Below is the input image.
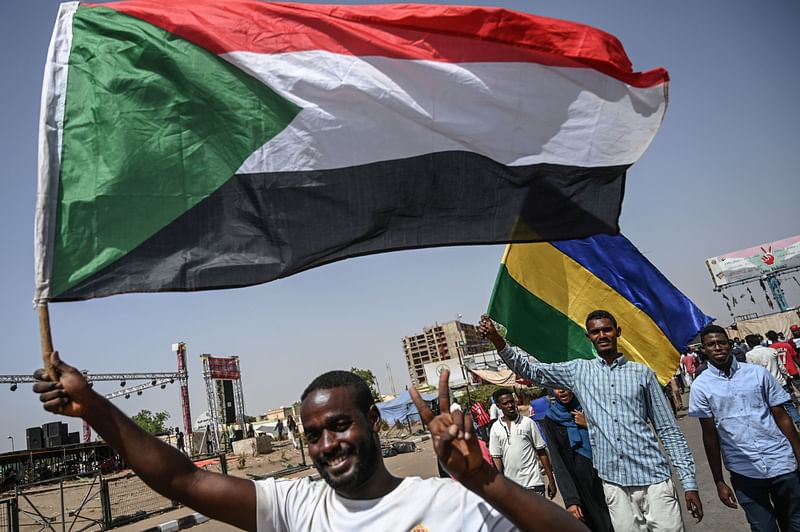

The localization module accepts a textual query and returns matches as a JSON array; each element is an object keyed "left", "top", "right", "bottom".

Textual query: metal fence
[
  {"left": 0, "top": 452, "right": 257, "bottom": 530},
  {"left": 0, "top": 498, "right": 18, "bottom": 532},
  {"left": 14, "top": 470, "right": 104, "bottom": 531},
  {"left": 102, "top": 474, "right": 176, "bottom": 529},
  {"left": 2, "top": 469, "right": 181, "bottom": 531}
]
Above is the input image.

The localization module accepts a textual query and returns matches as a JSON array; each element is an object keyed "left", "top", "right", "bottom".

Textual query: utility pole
[{"left": 386, "top": 362, "right": 397, "bottom": 395}]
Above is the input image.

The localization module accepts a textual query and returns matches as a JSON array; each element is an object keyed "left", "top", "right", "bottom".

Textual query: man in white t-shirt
[
  {"left": 490, "top": 399, "right": 502, "bottom": 422},
  {"left": 33, "top": 352, "right": 586, "bottom": 532},
  {"left": 489, "top": 388, "right": 556, "bottom": 498}
]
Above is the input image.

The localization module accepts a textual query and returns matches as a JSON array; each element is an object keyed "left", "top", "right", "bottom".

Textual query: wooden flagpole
[{"left": 37, "top": 302, "right": 58, "bottom": 381}]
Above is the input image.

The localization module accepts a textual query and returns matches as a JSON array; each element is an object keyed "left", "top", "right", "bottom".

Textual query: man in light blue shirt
[
  {"left": 480, "top": 311, "right": 703, "bottom": 532},
  {"left": 689, "top": 324, "right": 800, "bottom": 532}
]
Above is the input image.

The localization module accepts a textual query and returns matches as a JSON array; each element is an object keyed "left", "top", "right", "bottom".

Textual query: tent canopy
[{"left": 376, "top": 389, "right": 437, "bottom": 424}]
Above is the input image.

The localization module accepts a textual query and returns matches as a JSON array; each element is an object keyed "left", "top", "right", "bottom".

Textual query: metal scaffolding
[
  {"left": 200, "top": 355, "right": 247, "bottom": 454},
  {"left": 2, "top": 343, "right": 192, "bottom": 451}
]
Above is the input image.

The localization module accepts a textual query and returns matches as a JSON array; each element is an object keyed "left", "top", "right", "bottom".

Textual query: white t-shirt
[
  {"left": 489, "top": 403, "right": 501, "bottom": 421},
  {"left": 254, "top": 476, "right": 515, "bottom": 531},
  {"left": 489, "top": 415, "right": 546, "bottom": 489},
  {"left": 746, "top": 345, "right": 786, "bottom": 386}
]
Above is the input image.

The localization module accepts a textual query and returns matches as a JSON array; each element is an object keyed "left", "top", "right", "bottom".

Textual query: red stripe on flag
[{"left": 89, "top": 0, "right": 668, "bottom": 88}]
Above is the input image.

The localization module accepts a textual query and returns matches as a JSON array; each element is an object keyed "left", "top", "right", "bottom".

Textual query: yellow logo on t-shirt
[{"left": 410, "top": 525, "right": 429, "bottom": 532}]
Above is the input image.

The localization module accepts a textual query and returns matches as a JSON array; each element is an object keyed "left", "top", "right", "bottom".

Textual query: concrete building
[{"left": 402, "top": 320, "right": 492, "bottom": 387}]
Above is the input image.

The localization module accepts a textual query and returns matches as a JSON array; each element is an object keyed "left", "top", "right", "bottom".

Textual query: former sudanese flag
[{"left": 34, "top": 1, "right": 669, "bottom": 303}]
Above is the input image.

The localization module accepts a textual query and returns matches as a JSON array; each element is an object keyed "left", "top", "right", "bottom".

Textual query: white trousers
[{"left": 602, "top": 478, "right": 684, "bottom": 532}]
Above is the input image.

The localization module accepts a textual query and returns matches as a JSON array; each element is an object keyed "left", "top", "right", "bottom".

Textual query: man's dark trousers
[{"left": 730, "top": 471, "right": 800, "bottom": 532}]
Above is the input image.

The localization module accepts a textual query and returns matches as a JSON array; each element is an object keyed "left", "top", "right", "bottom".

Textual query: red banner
[{"left": 207, "top": 356, "right": 240, "bottom": 380}]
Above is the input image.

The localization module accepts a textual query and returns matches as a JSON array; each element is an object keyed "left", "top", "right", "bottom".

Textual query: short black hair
[
  {"left": 745, "top": 334, "right": 761, "bottom": 348},
  {"left": 301, "top": 370, "right": 375, "bottom": 414},
  {"left": 492, "top": 388, "right": 514, "bottom": 403},
  {"left": 699, "top": 324, "right": 727, "bottom": 344},
  {"left": 585, "top": 310, "right": 617, "bottom": 329},
  {"left": 765, "top": 330, "right": 778, "bottom": 342}
]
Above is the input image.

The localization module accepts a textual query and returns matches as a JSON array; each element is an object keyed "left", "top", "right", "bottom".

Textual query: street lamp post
[
  {"left": 7, "top": 435, "right": 14, "bottom": 452},
  {"left": 454, "top": 315, "right": 472, "bottom": 404}
]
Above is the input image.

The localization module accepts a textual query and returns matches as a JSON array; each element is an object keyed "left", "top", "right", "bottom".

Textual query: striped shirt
[
  {"left": 498, "top": 346, "right": 697, "bottom": 491},
  {"left": 470, "top": 402, "right": 491, "bottom": 427}
]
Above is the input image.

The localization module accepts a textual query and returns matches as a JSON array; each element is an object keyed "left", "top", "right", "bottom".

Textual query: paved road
[
  {"left": 674, "top": 390, "right": 750, "bottom": 531},
  {"left": 121, "top": 390, "right": 755, "bottom": 531}
]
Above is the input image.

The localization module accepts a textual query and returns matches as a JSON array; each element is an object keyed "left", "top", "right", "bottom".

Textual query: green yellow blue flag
[{"left": 488, "top": 234, "right": 713, "bottom": 383}]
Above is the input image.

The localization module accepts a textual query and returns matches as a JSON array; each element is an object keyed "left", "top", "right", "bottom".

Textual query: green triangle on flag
[{"left": 51, "top": 6, "right": 300, "bottom": 298}]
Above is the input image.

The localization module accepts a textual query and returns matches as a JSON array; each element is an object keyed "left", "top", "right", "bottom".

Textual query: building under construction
[{"left": 401, "top": 320, "right": 491, "bottom": 388}]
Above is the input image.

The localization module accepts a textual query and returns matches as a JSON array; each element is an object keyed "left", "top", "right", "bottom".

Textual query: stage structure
[
  {"left": 200, "top": 355, "right": 248, "bottom": 454},
  {"left": 706, "top": 235, "right": 800, "bottom": 321},
  {"left": 2, "top": 342, "right": 192, "bottom": 450}
]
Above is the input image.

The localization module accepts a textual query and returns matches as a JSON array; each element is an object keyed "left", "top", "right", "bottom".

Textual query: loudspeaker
[
  {"left": 222, "top": 380, "right": 236, "bottom": 424},
  {"left": 46, "top": 435, "right": 63, "bottom": 448},
  {"left": 67, "top": 432, "right": 80, "bottom": 445},
  {"left": 43, "top": 421, "right": 62, "bottom": 438},
  {"left": 26, "top": 427, "right": 43, "bottom": 450}
]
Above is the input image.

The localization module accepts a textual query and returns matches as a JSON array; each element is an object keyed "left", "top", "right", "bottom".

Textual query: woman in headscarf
[{"left": 543, "top": 388, "right": 614, "bottom": 531}]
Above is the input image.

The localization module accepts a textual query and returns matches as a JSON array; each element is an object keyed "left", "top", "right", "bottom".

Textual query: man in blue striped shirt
[{"left": 479, "top": 310, "right": 703, "bottom": 532}]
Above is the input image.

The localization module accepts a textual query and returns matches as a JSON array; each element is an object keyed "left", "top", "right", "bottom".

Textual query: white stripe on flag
[
  {"left": 225, "top": 50, "right": 667, "bottom": 174},
  {"left": 35, "top": 1, "right": 78, "bottom": 305}
]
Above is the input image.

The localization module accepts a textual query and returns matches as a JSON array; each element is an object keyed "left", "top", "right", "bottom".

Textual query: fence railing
[
  {"left": 3, "top": 468, "right": 181, "bottom": 532},
  {"left": 1, "top": 452, "right": 278, "bottom": 531},
  {"left": 0, "top": 498, "right": 18, "bottom": 532},
  {"left": 101, "top": 474, "right": 177, "bottom": 529},
  {"left": 14, "top": 470, "right": 104, "bottom": 532}
]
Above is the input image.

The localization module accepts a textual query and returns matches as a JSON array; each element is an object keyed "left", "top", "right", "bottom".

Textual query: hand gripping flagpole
[{"left": 37, "top": 302, "right": 58, "bottom": 381}]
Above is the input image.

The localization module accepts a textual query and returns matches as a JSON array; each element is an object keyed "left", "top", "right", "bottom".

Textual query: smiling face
[
  {"left": 701, "top": 331, "right": 732, "bottom": 367},
  {"left": 300, "top": 386, "right": 380, "bottom": 493},
  {"left": 586, "top": 317, "right": 621, "bottom": 357}
]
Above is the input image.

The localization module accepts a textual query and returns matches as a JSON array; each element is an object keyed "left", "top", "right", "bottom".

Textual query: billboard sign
[
  {"left": 705, "top": 234, "right": 800, "bottom": 288},
  {"left": 423, "top": 358, "right": 467, "bottom": 388},
  {"left": 207, "top": 356, "right": 240, "bottom": 380}
]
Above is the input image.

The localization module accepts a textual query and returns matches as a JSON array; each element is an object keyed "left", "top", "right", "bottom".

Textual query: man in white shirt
[
  {"left": 33, "top": 352, "right": 586, "bottom": 532},
  {"left": 745, "top": 334, "right": 800, "bottom": 426},
  {"left": 489, "top": 388, "right": 556, "bottom": 498},
  {"left": 490, "top": 399, "right": 502, "bottom": 422},
  {"left": 745, "top": 335, "right": 787, "bottom": 386}
]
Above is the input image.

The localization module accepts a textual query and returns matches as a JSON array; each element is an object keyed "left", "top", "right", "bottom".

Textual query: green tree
[
  {"left": 131, "top": 409, "right": 170, "bottom": 434},
  {"left": 350, "top": 367, "right": 381, "bottom": 401},
  {"left": 466, "top": 384, "right": 546, "bottom": 410},
  {"left": 466, "top": 384, "right": 502, "bottom": 409}
]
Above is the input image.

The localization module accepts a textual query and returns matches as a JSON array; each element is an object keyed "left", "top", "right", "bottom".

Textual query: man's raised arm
[
  {"left": 33, "top": 352, "right": 257, "bottom": 531},
  {"left": 478, "top": 315, "right": 576, "bottom": 390},
  {"left": 411, "top": 369, "right": 587, "bottom": 532}
]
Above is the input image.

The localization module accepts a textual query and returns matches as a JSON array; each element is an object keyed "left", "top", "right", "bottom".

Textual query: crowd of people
[
  {"left": 30, "top": 311, "right": 800, "bottom": 531},
  {"left": 476, "top": 313, "right": 800, "bottom": 532}
]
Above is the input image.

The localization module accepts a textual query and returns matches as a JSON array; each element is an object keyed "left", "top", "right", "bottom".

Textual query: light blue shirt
[
  {"left": 498, "top": 346, "right": 697, "bottom": 491},
  {"left": 688, "top": 358, "right": 796, "bottom": 479}
]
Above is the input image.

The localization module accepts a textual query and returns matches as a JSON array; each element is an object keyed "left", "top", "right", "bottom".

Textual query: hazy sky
[{"left": 1, "top": 0, "right": 798, "bottom": 452}]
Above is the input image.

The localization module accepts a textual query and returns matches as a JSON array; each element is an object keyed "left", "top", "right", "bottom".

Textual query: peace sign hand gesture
[{"left": 410, "top": 369, "right": 484, "bottom": 481}]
